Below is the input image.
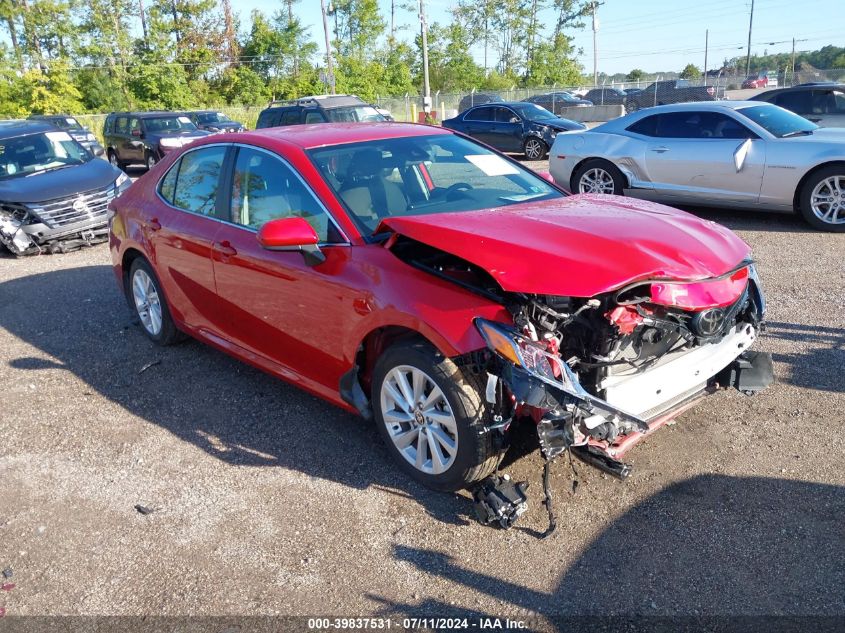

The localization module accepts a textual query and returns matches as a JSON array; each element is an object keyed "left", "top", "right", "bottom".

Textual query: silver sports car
[{"left": 548, "top": 101, "right": 845, "bottom": 231}]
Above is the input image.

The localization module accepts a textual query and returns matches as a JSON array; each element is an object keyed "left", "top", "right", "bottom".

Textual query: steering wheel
[{"left": 443, "top": 182, "right": 472, "bottom": 200}]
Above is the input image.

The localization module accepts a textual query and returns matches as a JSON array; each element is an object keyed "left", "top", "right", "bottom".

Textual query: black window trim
[
  {"left": 155, "top": 142, "right": 350, "bottom": 246},
  {"left": 625, "top": 111, "right": 759, "bottom": 139}
]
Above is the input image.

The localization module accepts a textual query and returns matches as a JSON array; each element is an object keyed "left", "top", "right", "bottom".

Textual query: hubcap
[
  {"left": 525, "top": 139, "right": 543, "bottom": 159},
  {"left": 109, "top": 153, "right": 117, "bottom": 166},
  {"left": 579, "top": 167, "right": 615, "bottom": 194},
  {"left": 380, "top": 365, "right": 458, "bottom": 476},
  {"left": 132, "top": 269, "right": 163, "bottom": 336},
  {"left": 147, "top": 155, "right": 157, "bottom": 168},
  {"left": 810, "top": 175, "right": 845, "bottom": 225}
]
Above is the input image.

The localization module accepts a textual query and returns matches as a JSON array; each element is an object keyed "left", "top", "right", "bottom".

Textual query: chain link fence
[{"left": 73, "top": 68, "right": 845, "bottom": 136}]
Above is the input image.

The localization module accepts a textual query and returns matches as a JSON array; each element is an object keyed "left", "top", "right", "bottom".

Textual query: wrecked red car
[{"left": 109, "top": 123, "right": 772, "bottom": 527}]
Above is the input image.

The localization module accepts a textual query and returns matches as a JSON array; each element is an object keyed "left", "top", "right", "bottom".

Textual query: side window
[
  {"left": 626, "top": 115, "right": 659, "bottom": 136},
  {"left": 655, "top": 112, "right": 742, "bottom": 139},
  {"left": 256, "top": 111, "right": 273, "bottom": 128},
  {"left": 231, "top": 147, "right": 341, "bottom": 242},
  {"left": 129, "top": 118, "right": 140, "bottom": 134},
  {"left": 496, "top": 107, "right": 518, "bottom": 122},
  {"left": 104, "top": 117, "right": 113, "bottom": 133},
  {"left": 304, "top": 110, "right": 326, "bottom": 123},
  {"left": 159, "top": 159, "right": 179, "bottom": 204},
  {"left": 707, "top": 113, "right": 756, "bottom": 139},
  {"left": 115, "top": 117, "right": 128, "bottom": 134},
  {"left": 831, "top": 90, "right": 845, "bottom": 114},
  {"left": 465, "top": 106, "right": 493, "bottom": 121},
  {"left": 280, "top": 109, "right": 301, "bottom": 125},
  {"left": 775, "top": 91, "right": 811, "bottom": 114},
  {"left": 172, "top": 146, "right": 227, "bottom": 216}
]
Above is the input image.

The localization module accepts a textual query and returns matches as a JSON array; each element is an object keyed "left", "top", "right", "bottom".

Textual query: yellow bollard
[{"left": 411, "top": 102, "right": 417, "bottom": 123}]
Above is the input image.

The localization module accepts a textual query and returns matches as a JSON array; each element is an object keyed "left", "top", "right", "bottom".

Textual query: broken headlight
[{"left": 475, "top": 318, "right": 580, "bottom": 393}]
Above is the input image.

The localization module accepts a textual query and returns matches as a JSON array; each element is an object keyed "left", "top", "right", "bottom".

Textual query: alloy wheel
[
  {"left": 810, "top": 175, "right": 845, "bottom": 225},
  {"left": 525, "top": 138, "right": 544, "bottom": 160},
  {"left": 132, "top": 269, "right": 163, "bottom": 336},
  {"left": 379, "top": 365, "right": 459, "bottom": 475},
  {"left": 146, "top": 154, "right": 157, "bottom": 169},
  {"left": 108, "top": 152, "right": 118, "bottom": 167},
  {"left": 579, "top": 167, "right": 616, "bottom": 194}
]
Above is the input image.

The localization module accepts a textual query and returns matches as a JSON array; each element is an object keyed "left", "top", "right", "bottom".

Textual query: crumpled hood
[
  {"left": 0, "top": 158, "right": 122, "bottom": 203},
  {"left": 379, "top": 195, "right": 751, "bottom": 297}
]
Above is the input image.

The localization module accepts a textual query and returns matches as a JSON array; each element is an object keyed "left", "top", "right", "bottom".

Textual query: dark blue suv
[{"left": 442, "top": 102, "right": 586, "bottom": 160}]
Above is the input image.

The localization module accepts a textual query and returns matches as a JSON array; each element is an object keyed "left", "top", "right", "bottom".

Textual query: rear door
[
  {"left": 642, "top": 111, "right": 765, "bottom": 203},
  {"left": 148, "top": 144, "right": 230, "bottom": 334}
]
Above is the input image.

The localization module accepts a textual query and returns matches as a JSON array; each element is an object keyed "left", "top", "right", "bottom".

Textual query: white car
[{"left": 549, "top": 101, "right": 845, "bottom": 231}]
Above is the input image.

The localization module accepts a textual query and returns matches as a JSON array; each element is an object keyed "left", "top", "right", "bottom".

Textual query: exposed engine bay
[
  {"left": 0, "top": 203, "right": 109, "bottom": 256},
  {"left": 389, "top": 235, "right": 774, "bottom": 532}
]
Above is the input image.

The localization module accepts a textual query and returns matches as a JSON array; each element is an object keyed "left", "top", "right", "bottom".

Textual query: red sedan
[{"left": 109, "top": 123, "right": 772, "bottom": 495}]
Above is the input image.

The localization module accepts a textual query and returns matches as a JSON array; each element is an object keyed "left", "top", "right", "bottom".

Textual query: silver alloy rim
[
  {"left": 525, "top": 139, "right": 544, "bottom": 160},
  {"left": 147, "top": 154, "right": 157, "bottom": 168},
  {"left": 132, "top": 269, "right": 163, "bottom": 336},
  {"left": 109, "top": 153, "right": 117, "bottom": 166},
  {"left": 379, "top": 365, "right": 458, "bottom": 475},
  {"left": 579, "top": 167, "right": 615, "bottom": 194},
  {"left": 810, "top": 175, "right": 845, "bottom": 225}
]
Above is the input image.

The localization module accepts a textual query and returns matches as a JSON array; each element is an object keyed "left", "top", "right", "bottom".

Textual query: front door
[
  {"left": 488, "top": 106, "right": 524, "bottom": 152},
  {"left": 211, "top": 144, "right": 358, "bottom": 395},
  {"left": 644, "top": 111, "right": 765, "bottom": 204}
]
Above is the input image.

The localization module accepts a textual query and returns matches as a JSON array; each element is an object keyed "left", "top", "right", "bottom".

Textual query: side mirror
[
  {"left": 257, "top": 217, "right": 325, "bottom": 266},
  {"left": 536, "top": 170, "right": 556, "bottom": 184},
  {"left": 93, "top": 146, "right": 105, "bottom": 157}
]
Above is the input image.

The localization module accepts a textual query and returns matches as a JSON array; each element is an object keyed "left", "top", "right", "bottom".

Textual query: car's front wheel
[
  {"left": 523, "top": 137, "right": 548, "bottom": 160},
  {"left": 572, "top": 158, "right": 625, "bottom": 195},
  {"left": 371, "top": 341, "right": 499, "bottom": 491},
  {"left": 128, "top": 258, "right": 183, "bottom": 345},
  {"left": 107, "top": 149, "right": 123, "bottom": 169},
  {"left": 145, "top": 151, "right": 159, "bottom": 171},
  {"left": 799, "top": 166, "right": 845, "bottom": 232}
]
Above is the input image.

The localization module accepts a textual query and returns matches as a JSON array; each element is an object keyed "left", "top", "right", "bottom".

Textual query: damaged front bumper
[{"left": 475, "top": 318, "right": 774, "bottom": 469}]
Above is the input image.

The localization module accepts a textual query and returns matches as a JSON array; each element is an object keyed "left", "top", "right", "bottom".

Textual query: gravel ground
[{"left": 0, "top": 170, "right": 843, "bottom": 625}]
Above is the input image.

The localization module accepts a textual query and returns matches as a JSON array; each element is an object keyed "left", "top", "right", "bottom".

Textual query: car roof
[
  {"left": 756, "top": 83, "right": 844, "bottom": 94},
  {"left": 629, "top": 101, "right": 770, "bottom": 113},
  {"left": 107, "top": 111, "right": 186, "bottom": 119},
  {"left": 222, "top": 122, "right": 450, "bottom": 150},
  {"left": 0, "top": 119, "right": 59, "bottom": 137},
  {"left": 264, "top": 95, "right": 370, "bottom": 110}
]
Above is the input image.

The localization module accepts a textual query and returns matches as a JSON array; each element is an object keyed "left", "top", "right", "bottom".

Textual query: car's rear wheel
[
  {"left": 128, "top": 258, "right": 183, "bottom": 345},
  {"left": 572, "top": 158, "right": 625, "bottom": 195},
  {"left": 523, "top": 137, "right": 548, "bottom": 160},
  {"left": 626, "top": 101, "right": 640, "bottom": 113},
  {"left": 799, "top": 166, "right": 845, "bottom": 232},
  {"left": 371, "top": 341, "right": 499, "bottom": 491},
  {"left": 107, "top": 149, "right": 123, "bottom": 169}
]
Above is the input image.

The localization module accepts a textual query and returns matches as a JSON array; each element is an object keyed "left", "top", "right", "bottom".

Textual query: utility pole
[
  {"left": 790, "top": 37, "right": 796, "bottom": 85},
  {"left": 419, "top": 0, "right": 431, "bottom": 113},
  {"left": 703, "top": 29, "right": 708, "bottom": 86},
  {"left": 745, "top": 0, "right": 754, "bottom": 76},
  {"left": 138, "top": 0, "right": 148, "bottom": 43},
  {"left": 592, "top": 1, "right": 599, "bottom": 87},
  {"left": 320, "top": 0, "right": 335, "bottom": 94}
]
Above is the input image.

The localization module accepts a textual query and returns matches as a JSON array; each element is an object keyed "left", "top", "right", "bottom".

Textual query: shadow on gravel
[
  {"left": 0, "top": 264, "right": 476, "bottom": 526},
  {"left": 371, "top": 475, "right": 845, "bottom": 622},
  {"left": 764, "top": 321, "right": 845, "bottom": 393}
]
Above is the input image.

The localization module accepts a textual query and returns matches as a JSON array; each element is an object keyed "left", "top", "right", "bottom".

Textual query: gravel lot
[{"left": 0, "top": 165, "right": 843, "bottom": 625}]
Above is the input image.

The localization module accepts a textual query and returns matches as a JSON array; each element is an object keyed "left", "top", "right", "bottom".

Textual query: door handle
[
  {"left": 650, "top": 146, "right": 670, "bottom": 153},
  {"left": 147, "top": 218, "right": 162, "bottom": 231},
  {"left": 213, "top": 240, "right": 237, "bottom": 257}
]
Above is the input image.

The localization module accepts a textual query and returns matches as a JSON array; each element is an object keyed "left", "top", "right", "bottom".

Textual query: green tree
[
  {"left": 20, "top": 59, "right": 83, "bottom": 113},
  {"left": 331, "top": 0, "right": 385, "bottom": 61},
  {"left": 680, "top": 63, "right": 701, "bottom": 79},
  {"left": 210, "top": 65, "right": 268, "bottom": 105},
  {"left": 627, "top": 68, "right": 644, "bottom": 81}
]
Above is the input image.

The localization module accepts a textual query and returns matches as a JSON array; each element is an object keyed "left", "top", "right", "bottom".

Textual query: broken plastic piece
[
  {"left": 134, "top": 504, "right": 155, "bottom": 515},
  {"left": 471, "top": 474, "right": 528, "bottom": 529},
  {"left": 1, "top": 569, "right": 11, "bottom": 579},
  {"left": 1, "top": 583, "right": 14, "bottom": 592}
]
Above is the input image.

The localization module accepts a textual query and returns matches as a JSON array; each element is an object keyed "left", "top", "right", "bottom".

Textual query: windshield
[
  {"left": 196, "top": 112, "right": 231, "bottom": 123},
  {"left": 0, "top": 130, "right": 91, "bottom": 179},
  {"left": 325, "top": 106, "right": 385, "bottom": 123},
  {"left": 144, "top": 116, "right": 198, "bottom": 133},
  {"left": 308, "top": 134, "right": 563, "bottom": 236},
  {"left": 511, "top": 103, "right": 556, "bottom": 120},
  {"left": 737, "top": 104, "right": 818, "bottom": 137}
]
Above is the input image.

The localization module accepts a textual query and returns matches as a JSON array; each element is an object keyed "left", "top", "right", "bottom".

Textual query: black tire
[
  {"left": 145, "top": 151, "right": 159, "bottom": 171},
  {"left": 798, "top": 165, "right": 845, "bottom": 232},
  {"left": 107, "top": 149, "right": 124, "bottom": 170},
  {"left": 127, "top": 258, "right": 184, "bottom": 345},
  {"left": 523, "top": 137, "right": 548, "bottom": 161},
  {"left": 571, "top": 158, "right": 626, "bottom": 195},
  {"left": 626, "top": 101, "right": 640, "bottom": 113},
  {"left": 371, "top": 341, "right": 499, "bottom": 491}
]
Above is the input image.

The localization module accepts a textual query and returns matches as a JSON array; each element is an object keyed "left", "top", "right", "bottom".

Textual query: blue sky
[{"left": 247, "top": 0, "right": 844, "bottom": 75}]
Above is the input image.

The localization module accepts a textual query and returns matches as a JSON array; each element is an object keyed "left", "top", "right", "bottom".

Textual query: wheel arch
[
  {"left": 792, "top": 161, "right": 845, "bottom": 212},
  {"left": 120, "top": 247, "right": 147, "bottom": 301},
  {"left": 569, "top": 156, "right": 631, "bottom": 192}
]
